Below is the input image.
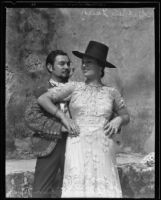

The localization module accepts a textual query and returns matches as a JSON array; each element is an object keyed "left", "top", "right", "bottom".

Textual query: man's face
[{"left": 52, "top": 55, "right": 71, "bottom": 79}]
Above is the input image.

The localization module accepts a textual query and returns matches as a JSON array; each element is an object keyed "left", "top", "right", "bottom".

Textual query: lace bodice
[{"left": 48, "top": 81, "right": 125, "bottom": 130}]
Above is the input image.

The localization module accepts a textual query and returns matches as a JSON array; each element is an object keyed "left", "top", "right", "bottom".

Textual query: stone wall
[
  {"left": 6, "top": 8, "right": 155, "bottom": 157},
  {"left": 6, "top": 159, "right": 155, "bottom": 198}
]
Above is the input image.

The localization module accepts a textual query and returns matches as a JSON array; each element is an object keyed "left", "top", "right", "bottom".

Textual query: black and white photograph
[{"left": 3, "top": 1, "right": 159, "bottom": 198}]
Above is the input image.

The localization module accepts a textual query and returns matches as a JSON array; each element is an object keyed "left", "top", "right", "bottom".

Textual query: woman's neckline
[{"left": 84, "top": 82, "right": 105, "bottom": 88}]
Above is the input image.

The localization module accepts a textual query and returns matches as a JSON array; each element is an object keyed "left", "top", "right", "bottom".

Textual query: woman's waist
[
  {"left": 73, "top": 115, "right": 109, "bottom": 124},
  {"left": 76, "top": 122, "right": 106, "bottom": 134},
  {"left": 75, "top": 120, "right": 105, "bottom": 130}
]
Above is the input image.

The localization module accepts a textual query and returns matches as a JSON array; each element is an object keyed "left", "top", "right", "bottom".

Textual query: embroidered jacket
[{"left": 24, "top": 79, "right": 68, "bottom": 157}]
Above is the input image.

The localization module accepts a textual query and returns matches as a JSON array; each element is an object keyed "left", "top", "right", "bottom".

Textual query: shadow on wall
[{"left": 143, "top": 127, "right": 155, "bottom": 153}]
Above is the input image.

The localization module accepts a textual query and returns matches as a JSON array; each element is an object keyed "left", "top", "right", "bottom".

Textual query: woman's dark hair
[
  {"left": 46, "top": 50, "right": 70, "bottom": 73},
  {"left": 101, "top": 67, "right": 105, "bottom": 78},
  {"left": 95, "top": 59, "right": 105, "bottom": 78}
]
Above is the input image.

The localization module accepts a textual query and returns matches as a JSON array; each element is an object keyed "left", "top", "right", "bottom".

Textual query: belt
[{"left": 34, "top": 131, "right": 62, "bottom": 140}]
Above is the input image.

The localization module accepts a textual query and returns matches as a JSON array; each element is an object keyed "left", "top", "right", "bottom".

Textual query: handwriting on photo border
[{"left": 81, "top": 8, "right": 154, "bottom": 19}]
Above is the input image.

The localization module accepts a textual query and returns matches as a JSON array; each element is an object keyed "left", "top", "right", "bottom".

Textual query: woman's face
[{"left": 81, "top": 56, "right": 102, "bottom": 79}]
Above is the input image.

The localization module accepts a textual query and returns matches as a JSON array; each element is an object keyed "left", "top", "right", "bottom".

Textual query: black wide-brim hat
[{"left": 72, "top": 40, "right": 116, "bottom": 68}]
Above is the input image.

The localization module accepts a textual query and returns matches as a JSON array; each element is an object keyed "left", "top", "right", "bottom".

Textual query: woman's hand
[
  {"left": 104, "top": 116, "right": 122, "bottom": 138},
  {"left": 57, "top": 110, "right": 80, "bottom": 137}
]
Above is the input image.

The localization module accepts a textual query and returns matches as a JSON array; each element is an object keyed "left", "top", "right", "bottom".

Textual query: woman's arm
[
  {"left": 104, "top": 87, "right": 130, "bottom": 138},
  {"left": 104, "top": 107, "right": 130, "bottom": 138},
  {"left": 115, "top": 107, "right": 130, "bottom": 126},
  {"left": 37, "top": 83, "right": 80, "bottom": 136},
  {"left": 38, "top": 81, "right": 75, "bottom": 119},
  {"left": 38, "top": 92, "right": 64, "bottom": 119}
]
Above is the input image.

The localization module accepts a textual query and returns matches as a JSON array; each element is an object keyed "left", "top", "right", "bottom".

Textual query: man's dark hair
[{"left": 46, "top": 50, "right": 70, "bottom": 73}]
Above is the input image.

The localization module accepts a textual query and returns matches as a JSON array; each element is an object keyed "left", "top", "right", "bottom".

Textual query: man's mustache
[{"left": 62, "top": 69, "right": 70, "bottom": 73}]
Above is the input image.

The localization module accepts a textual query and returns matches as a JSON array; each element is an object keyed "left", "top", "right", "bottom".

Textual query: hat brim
[{"left": 72, "top": 51, "right": 116, "bottom": 68}]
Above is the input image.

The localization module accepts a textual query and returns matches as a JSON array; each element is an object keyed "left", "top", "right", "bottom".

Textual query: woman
[{"left": 38, "top": 41, "right": 130, "bottom": 197}]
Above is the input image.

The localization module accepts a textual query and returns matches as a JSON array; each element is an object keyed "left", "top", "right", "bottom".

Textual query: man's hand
[{"left": 104, "top": 116, "right": 122, "bottom": 138}]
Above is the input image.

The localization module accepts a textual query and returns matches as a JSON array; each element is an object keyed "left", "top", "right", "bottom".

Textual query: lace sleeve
[
  {"left": 47, "top": 81, "right": 76, "bottom": 103},
  {"left": 112, "top": 88, "right": 126, "bottom": 112}
]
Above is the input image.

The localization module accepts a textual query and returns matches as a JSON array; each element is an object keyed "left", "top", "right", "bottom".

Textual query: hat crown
[
  {"left": 72, "top": 40, "right": 116, "bottom": 68},
  {"left": 84, "top": 41, "right": 109, "bottom": 62}
]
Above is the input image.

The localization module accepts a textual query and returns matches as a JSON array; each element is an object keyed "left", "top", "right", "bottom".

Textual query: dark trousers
[{"left": 32, "top": 133, "right": 67, "bottom": 198}]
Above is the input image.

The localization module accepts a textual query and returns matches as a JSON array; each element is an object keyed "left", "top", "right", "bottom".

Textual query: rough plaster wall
[{"left": 6, "top": 8, "right": 155, "bottom": 154}]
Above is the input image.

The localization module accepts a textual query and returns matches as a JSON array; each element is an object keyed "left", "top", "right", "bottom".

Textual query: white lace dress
[{"left": 48, "top": 82, "right": 126, "bottom": 198}]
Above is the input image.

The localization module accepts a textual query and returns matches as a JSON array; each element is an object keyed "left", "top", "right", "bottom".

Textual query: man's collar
[{"left": 49, "top": 79, "right": 65, "bottom": 87}]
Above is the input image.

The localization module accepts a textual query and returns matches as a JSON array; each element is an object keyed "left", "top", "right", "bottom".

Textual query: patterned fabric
[
  {"left": 24, "top": 79, "right": 68, "bottom": 157},
  {"left": 25, "top": 97, "right": 62, "bottom": 137},
  {"left": 48, "top": 82, "right": 126, "bottom": 197}
]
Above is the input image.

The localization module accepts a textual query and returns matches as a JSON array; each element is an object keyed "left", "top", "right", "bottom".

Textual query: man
[{"left": 25, "top": 50, "right": 75, "bottom": 198}]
